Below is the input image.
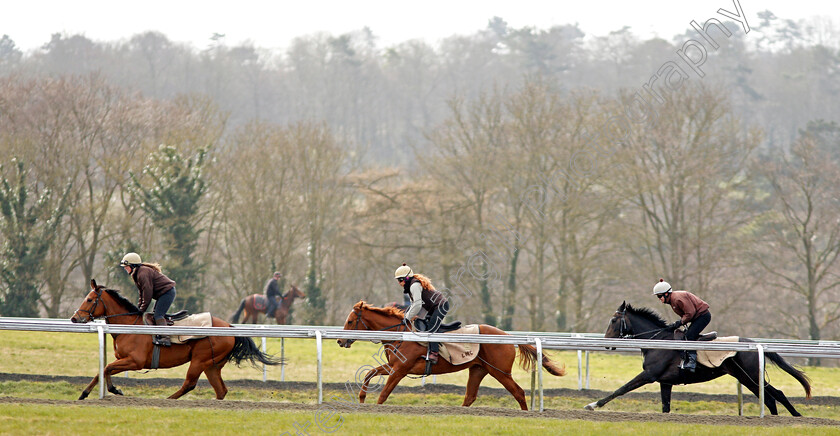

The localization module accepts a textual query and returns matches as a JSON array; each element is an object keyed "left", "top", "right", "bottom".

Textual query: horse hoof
[
  {"left": 78, "top": 391, "right": 89, "bottom": 400},
  {"left": 584, "top": 402, "right": 597, "bottom": 411}
]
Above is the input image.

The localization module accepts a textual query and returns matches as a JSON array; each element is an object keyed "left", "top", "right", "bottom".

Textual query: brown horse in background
[
  {"left": 337, "top": 301, "right": 566, "bottom": 410},
  {"left": 70, "top": 279, "right": 279, "bottom": 400},
  {"left": 230, "top": 285, "right": 305, "bottom": 324}
]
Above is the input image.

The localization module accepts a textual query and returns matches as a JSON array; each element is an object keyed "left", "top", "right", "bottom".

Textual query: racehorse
[
  {"left": 336, "top": 301, "right": 566, "bottom": 410},
  {"left": 70, "top": 279, "right": 279, "bottom": 400},
  {"left": 585, "top": 301, "right": 811, "bottom": 415},
  {"left": 230, "top": 285, "right": 305, "bottom": 324}
]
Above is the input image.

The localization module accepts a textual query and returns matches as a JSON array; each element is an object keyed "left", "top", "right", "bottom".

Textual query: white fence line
[{"left": 2, "top": 318, "right": 838, "bottom": 416}]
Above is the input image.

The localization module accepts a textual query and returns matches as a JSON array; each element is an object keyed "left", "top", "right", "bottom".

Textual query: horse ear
[
  {"left": 90, "top": 279, "right": 97, "bottom": 290},
  {"left": 619, "top": 300, "right": 626, "bottom": 311}
]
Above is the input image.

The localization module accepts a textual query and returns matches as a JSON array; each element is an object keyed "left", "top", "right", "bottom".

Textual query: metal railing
[{"left": 2, "top": 317, "right": 838, "bottom": 417}]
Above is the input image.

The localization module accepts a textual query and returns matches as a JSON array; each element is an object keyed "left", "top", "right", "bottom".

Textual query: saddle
[
  {"left": 415, "top": 319, "right": 462, "bottom": 332},
  {"left": 673, "top": 330, "right": 717, "bottom": 341},
  {"left": 143, "top": 310, "right": 190, "bottom": 326}
]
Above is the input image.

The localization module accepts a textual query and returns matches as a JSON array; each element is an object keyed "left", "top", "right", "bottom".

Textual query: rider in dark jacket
[
  {"left": 264, "top": 272, "right": 282, "bottom": 318},
  {"left": 120, "top": 252, "right": 176, "bottom": 347},
  {"left": 653, "top": 278, "right": 711, "bottom": 372},
  {"left": 395, "top": 263, "right": 449, "bottom": 364}
]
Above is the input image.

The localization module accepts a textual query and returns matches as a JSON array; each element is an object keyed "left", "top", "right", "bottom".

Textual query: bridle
[
  {"left": 614, "top": 309, "right": 668, "bottom": 339},
  {"left": 343, "top": 307, "right": 408, "bottom": 346},
  {"left": 74, "top": 287, "right": 142, "bottom": 323}
]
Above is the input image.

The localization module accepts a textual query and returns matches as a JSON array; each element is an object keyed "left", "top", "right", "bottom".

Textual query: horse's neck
[
  {"left": 281, "top": 294, "right": 296, "bottom": 308},
  {"left": 365, "top": 313, "right": 401, "bottom": 330},
  {"left": 102, "top": 295, "right": 141, "bottom": 325},
  {"left": 631, "top": 315, "right": 665, "bottom": 339}
]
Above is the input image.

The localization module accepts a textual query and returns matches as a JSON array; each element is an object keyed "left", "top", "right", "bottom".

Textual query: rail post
[
  {"left": 97, "top": 324, "right": 105, "bottom": 399},
  {"left": 535, "top": 338, "right": 544, "bottom": 412},
  {"left": 757, "top": 343, "right": 765, "bottom": 418},
  {"left": 316, "top": 330, "right": 323, "bottom": 404}
]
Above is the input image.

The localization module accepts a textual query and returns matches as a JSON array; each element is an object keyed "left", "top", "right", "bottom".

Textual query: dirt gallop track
[{"left": 2, "top": 373, "right": 838, "bottom": 428}]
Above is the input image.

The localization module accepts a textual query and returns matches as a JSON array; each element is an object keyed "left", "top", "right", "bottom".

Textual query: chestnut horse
[
  {"left": 230, "top": 285, "right": 305, "bottom": 324},
  {"left": 337, "top": 301, "right": 566, "bottom": 410},
  {"left": 70, "top": 279, "right": 279, "bottom": 400}
]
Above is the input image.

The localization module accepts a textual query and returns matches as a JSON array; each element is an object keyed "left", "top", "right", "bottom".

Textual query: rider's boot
[
  {"left": 427, "top": 342, "right": 440, "bottom": 364},
  {"left": 427, "top": 351, "right": 439, "bottom": 365},
  {"left": 153, "top": 318, "right": 172, "bottom": 347}
]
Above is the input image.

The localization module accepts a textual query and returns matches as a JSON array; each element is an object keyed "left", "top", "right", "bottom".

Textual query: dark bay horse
[
  {"left": 230, "top": 285, "right": 305, "bottom": 324},
  {"left": 336, "top": 301, "right": 566, "bottom": 410},
  {"left": 585, "top": 301, "right": 811, "bottom": 415},
  {"left": 70, "top": 279, "right": 279, "bottom": 400}
]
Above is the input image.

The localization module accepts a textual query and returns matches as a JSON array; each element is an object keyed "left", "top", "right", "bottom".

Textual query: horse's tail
[
  {"left": 228, "top": 335, "right": 283, "bottom": 367},
  {"left": 767, "top": 351, "right": 812, "bottom": 399},
  {"left": 517, "top": 343, "right": 566, "bottom": 377},
  {"left": 230, "top": 299, "right": 246, "bottom": 323}
]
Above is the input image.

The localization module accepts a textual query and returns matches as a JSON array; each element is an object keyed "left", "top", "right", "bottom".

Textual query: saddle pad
[
  {"left": 419, "top": 324, "right": 481, "bottom": 366},
  {"left": 697, "top": 336, "right": 739, "bottom": 368},
  {"left": 169, "top": 312, "right": 213, "bottom": 344},
  {"left": 252, "top": 295, "right": 267, "bottom": 311}
]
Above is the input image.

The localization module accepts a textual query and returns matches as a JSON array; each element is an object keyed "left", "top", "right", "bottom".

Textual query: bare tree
[{"left": 753, "top": 122, "right": 840, "bottom": 355}]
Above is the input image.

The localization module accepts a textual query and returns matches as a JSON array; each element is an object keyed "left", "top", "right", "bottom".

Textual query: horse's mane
[
  {"left": 105, "top": 288, "right": 140, "bottom": 313},
  {"left": 359, "top": 301, "right": 405, "bottom": 318},
  {"left": 625, "top": 304, "right": 669, "bottom": 328}
]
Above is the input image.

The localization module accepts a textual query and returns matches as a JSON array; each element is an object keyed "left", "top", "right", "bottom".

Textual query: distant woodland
[{"left": 0, "top": 13, "right": 838, "bottom": 347}]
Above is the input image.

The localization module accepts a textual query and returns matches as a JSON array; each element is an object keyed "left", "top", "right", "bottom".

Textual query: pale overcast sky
[{"left": 1, "top": 0, "right": 836, "bottom": 52}]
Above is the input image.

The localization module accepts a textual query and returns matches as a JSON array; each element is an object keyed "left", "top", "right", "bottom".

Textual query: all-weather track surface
[{"left": 1, "top": 373, "right": 837, "bottom": 427}]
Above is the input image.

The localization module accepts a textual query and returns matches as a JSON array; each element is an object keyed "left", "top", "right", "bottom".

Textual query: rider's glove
[{"left": 668, "top": 320, "right": 682, "bottom": 330}]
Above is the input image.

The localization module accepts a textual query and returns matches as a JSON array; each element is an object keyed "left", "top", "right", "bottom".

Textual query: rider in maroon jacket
[{"left": 653, "top": 279, "right": 711, "bottom": 372}]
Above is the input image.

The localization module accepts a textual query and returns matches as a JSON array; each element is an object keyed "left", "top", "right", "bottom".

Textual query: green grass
[
  {"left": 0, "top": 403, "right": 838, "bottom": 436},
  {"left": 2, "top": 330, "right": 831, "bottom": 398},
  {"left": 1, "top": 329, "right": 838, "bottom": 433}
]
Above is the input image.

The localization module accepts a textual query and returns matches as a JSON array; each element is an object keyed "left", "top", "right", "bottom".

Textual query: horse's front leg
[
  {"left": 358, "top": 365, "right": 391, "bottom": 403},
  {"left": 77, "top": 357, "right": 141, "bottom": 400},
  {"left": 585, "top": 371, "right": 655, "bottom": 410},
  {"left": 376, "top": 365, "right": 413, "bottom": 404},
  {"left": 660, "top": 383, "right": 673, "bottom": 413},
  {"left": 78, "top": 374, "right": 100, "bottom": 400}
]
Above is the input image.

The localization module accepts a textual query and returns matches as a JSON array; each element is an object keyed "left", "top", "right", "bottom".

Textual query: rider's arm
[
  {"left": 404, "top": 282, "right": 423, "bottom": 323},
  {"left": 136, "top": 269, "right": 154, "bottom": 312}
]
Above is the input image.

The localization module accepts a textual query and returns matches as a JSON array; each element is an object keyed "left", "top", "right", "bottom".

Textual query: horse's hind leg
[
  {"left": 487, "top": 368, "right": 527, "bottom": 410},
  {"left": 203, "top": 364, "right": 228, "bottom": 400},
  {"left": 765, "top": 384, "right": 800, "bottom": 416},
  {"left": 169, "top": 361, "right": 205, "bottom": 399},
  {"left": 462, "top": 365, "right": 489, "bottom": 407},
  {"left": 726, "top": 362, "right": 780, "bottom": 415}
]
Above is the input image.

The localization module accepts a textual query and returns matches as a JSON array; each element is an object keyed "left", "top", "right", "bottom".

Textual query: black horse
[{"left": 584, "top": 301, "right": 811, "bottom": 416}]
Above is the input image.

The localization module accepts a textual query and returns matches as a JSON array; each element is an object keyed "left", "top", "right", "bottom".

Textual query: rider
[
  {"left": 653, "top": 278, "right": 711, "bottom": 372},
  {"left": 264, "top": 271, "right": 282, "bottom": 318},
  {"left": 120, "top": 252, "right": 176, "bottom": 347},
  {"left": 395, "top": 263, "right": 448, "bottom": 364}
]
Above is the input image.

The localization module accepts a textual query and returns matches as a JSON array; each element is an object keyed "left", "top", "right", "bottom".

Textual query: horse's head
[
  {"left": 604, "top": 301, "right": 631, "bottom": 339},
  {"left": 70, "top": 279, "right": 106, "bottom": 323},
  {"left": 337, "top": 301, "right": 368, "bottom": 348},
  {"left": 605, "top": 301, "right": 670, "bottom": 341},
  {"left": 337, "top": 300, "right": 406, "bottom": 349},
  {"left": 289, "top": 285, "right": 305, "bottom": 300}
]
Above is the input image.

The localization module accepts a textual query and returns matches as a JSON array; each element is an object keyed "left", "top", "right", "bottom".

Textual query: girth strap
[{"left": 151, "top": 344, "right": 161, "bottom": 369}]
